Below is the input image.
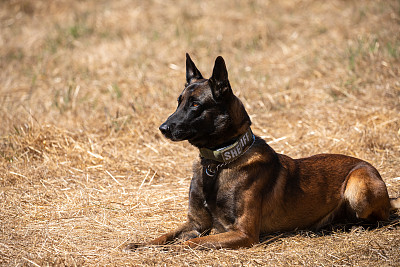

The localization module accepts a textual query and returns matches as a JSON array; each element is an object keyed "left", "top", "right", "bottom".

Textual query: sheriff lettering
[{"left": 222, "top": 132, "right": 251, "bottom": 162}]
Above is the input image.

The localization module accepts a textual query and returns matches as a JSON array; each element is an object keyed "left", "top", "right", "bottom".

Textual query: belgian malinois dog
[{"left": 125, "top": 54, "right": 400, "bottom": 250}]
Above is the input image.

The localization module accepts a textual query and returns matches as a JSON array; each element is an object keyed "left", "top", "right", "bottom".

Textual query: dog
[{"left": 125, "top": 54, "right": 400, "bottom": 250}]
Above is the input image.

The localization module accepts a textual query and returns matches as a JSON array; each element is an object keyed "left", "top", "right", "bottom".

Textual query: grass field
[{"left": 1, "top": 0, "right": 400, "bottom": 265}]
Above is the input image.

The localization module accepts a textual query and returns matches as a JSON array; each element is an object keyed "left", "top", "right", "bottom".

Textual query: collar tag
[{"left": 199, "top": 128, "right": 255, "bottom": 163}]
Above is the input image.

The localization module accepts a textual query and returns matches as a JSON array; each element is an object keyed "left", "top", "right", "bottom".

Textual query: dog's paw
[{"left": 122, "top": 242, "right": 143, "bottom": 252}]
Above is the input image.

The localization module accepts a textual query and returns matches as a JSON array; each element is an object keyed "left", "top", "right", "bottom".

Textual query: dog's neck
[{"left": 199, "top": 128, "right": 255, "bottom": 163}]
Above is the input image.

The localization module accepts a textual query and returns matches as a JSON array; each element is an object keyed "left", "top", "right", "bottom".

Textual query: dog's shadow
[{"left": 257, "top": 213, "right": 400, "bottom": 246}]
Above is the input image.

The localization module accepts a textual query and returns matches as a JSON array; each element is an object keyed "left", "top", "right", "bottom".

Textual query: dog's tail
[{"left": 390, "top": 198, "right": 400, "bottom": 211}]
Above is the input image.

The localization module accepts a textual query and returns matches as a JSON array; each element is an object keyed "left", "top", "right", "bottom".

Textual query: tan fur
[{"left": 343, "top": 166, "right": 390, "bottom": 220}]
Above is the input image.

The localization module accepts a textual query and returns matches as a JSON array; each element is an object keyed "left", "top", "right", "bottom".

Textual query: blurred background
[{"left": 1, "top": 0, "right": 399, "bottom": 265}]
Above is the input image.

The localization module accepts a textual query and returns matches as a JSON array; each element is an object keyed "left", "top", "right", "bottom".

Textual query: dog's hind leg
[{"left": 343, "top": 164, "right": 391, "bottom": 221}]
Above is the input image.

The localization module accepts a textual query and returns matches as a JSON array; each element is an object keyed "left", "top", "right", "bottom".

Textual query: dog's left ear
[{"left": 210, "top": 56, "right": 232, "bottom": 101}]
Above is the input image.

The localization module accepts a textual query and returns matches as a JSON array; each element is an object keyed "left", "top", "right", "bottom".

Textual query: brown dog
[{"left": 125, "top": 54, "right": 400, "bottom": 250}]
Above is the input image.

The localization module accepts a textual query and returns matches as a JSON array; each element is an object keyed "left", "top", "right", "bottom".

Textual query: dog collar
[{"left": 199, "top": 128, "right": 255, "bottom": 163}]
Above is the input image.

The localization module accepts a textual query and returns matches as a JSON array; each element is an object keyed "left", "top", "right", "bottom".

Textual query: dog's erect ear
[
  {"left": 210, "top": 56, "right": 231, "bottom": 101},
  {"left": 186, "top": 53, "right": 203, "bottom": 85}
]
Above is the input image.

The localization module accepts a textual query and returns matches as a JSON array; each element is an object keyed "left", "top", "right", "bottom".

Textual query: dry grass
[{"left": 1, "top": 0, "right": 400, "bottom": 265}]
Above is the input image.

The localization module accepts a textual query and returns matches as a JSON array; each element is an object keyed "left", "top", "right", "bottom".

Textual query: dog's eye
[{"left": 192, "top": 102, "right": 200, "bottom": 108}]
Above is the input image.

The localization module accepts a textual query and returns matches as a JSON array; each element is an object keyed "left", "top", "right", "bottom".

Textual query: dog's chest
[{"left": 201, "top": 171, "right": 237, "bottom": 231}]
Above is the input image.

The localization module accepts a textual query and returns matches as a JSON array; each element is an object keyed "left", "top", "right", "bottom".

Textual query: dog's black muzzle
[
  {"left": 159, "top": 122, "right": 173, "bottom": 139},
  {"left": 159, "top": 119, "right": 195, "bottom": 141}
]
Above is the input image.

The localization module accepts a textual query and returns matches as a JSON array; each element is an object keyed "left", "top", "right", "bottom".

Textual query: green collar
[{"left": 199, "top": 128, "right": 255, "bottom": 163}]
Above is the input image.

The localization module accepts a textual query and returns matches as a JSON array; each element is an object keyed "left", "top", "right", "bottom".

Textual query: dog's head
[{"left": 159, "top": 54, "right": 251, "bottom": 149}]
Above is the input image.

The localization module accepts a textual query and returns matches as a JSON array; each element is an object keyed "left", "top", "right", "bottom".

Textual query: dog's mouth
[
  {"left": 159, "top": 123, "right": 195, "bottom": 142},
  {"left": 170, "top": 130, "right": 195, "bottom": 141}
]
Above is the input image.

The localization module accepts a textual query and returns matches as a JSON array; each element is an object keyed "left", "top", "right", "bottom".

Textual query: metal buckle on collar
[
  {"left": 205, "top": 163, "right": 225, "bottom": 177},
  {"left": 205, "top": 165, "right": 216, "bottom": 177}
]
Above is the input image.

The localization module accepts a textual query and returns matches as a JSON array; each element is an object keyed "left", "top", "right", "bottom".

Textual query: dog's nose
[{"left": 159, "top": 123, "right": 170, "bottom": 135}]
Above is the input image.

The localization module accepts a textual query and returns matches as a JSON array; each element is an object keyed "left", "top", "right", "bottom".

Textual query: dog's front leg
[
  {"left": 124, "top": 221, "right": 199, "bottom": 251},
  {"left": 124, "top": 185, "right": 213, "bottom": 251},
  {"left": 182, "top": 178, "right": 264, "bottom": 250},
  {"left": 181, "top": 229, "right": 259, "bottom": 249}
]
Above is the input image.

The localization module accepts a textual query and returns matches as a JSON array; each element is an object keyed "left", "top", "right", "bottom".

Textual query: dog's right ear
[{"left": 186, "top": 53, "right": 203, "bottom": 85}]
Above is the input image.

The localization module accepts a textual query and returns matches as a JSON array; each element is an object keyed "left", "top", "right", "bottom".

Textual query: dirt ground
[{"left": 1, "top": 0, "right": 399, "bottom": 265}]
